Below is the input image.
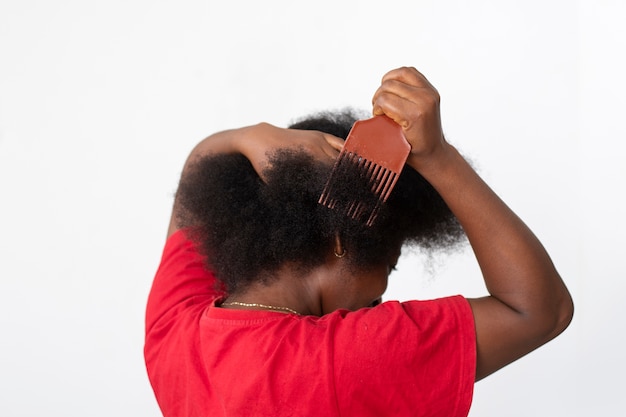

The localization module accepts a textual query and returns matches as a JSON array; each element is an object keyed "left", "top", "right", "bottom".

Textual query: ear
[{"left": 334, "top": 233, "right": 346, "bottom": 258}]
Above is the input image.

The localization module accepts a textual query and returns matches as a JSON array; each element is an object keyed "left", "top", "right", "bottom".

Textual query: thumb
[{"left": 323, "top": 134, "right": 345, "bottom": 153}]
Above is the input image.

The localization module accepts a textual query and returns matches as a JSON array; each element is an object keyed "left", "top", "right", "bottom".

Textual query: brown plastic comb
[{"left": 318, "top": 115, "right": 410, "bottom": 226}]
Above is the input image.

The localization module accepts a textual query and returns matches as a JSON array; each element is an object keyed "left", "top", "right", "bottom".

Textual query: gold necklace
[{"left": 221, "top": 301, "right": 300, "bottom": 315}]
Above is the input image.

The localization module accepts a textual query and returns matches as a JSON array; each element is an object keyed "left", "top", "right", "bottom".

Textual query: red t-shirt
[{"left": 145, "top": 229, "right": 476, "bottom": 417}]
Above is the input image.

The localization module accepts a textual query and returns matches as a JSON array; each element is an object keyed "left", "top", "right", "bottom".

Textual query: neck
[
  {"left": 221, "top": 301, "right": 301, "bottom": 315},
  {"left": 222, "top": 257, "right": 348, "bottom": 316},
  {"left": 223, "top": 272, "right": 321, "bottom": 316}
]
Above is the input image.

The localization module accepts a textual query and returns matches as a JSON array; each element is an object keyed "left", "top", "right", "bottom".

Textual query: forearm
[
  {"left": 413, "top": 145, "right": 569, "bottom": 315},
  {"left": 180, "top": 124, "right": 265, "bottom": 175},
  {"left": 167, "top": 123, "right": 341, "bottom": 237}
]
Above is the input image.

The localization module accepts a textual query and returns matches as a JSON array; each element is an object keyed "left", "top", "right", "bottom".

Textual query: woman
[{"left": 145, "top": 67, "right": 573, "bottom": 416}]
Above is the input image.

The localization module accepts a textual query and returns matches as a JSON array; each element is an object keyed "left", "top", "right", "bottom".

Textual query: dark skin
[{"left": 168, "top": 67, "right": 574, "bottom": 381}]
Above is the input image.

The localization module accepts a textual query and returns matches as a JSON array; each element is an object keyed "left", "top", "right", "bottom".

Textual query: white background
[{"left": 1, "top": 1, "right": 624, "bottom": 416}]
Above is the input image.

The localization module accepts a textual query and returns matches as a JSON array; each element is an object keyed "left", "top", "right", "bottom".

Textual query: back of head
[{"left": 176, "top": 109, "right": 465, "bottom": 293}]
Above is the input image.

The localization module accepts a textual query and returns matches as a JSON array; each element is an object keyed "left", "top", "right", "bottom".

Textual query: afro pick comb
[{"left": 318, "top": 115, "right": 411, "bottom": 226}]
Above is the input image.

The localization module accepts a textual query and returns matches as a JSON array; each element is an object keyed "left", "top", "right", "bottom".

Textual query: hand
[
  {"left": 237, "top": 123, "right": 344, "bottom": 181},
  {"left": 371, "top": 67, "right": 448, "bottom": 167}
]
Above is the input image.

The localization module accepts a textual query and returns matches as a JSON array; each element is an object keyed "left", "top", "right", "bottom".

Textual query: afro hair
[{"left": 175, "top": 109, "right": 465, "bottom": 293}]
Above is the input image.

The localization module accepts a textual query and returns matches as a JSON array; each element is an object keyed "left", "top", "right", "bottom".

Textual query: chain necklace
[{"left": 221, "top": 301, "right": 300, "bottom": 315}]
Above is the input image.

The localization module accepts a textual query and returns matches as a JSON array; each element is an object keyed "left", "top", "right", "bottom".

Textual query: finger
[
  {"left": 374, "top": 89, "right": 440, "bottom": 131},
  {"left": 323, "top": 134, "right": 345, "bottom": 153},
  {"left": 372, "top": 80, "right": 440, "bottom": 128},
  {"left": 371, "top": 81, "right": 419, "bottom": 126},
  {"left": 372, "top": 76, "right": 439, "bottom": 107},
  {"left": 374, "top": 67, "right": 439, "bottom": 114},
  {"left": 372, "top": 92, "right": 413, "bottom": 129},
  {"left": 381, "top": 66, "right": 435, "bottom": 90},
  {"left": 295, "top": 132, "right": 342, "bottom": 162}
]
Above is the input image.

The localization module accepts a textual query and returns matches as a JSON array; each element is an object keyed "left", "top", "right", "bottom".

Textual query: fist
[{"left": 372, "top": 67, "right": 446, "bottom": 162}]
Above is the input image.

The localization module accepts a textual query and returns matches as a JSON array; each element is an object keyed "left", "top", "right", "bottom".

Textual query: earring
[{"left": 334, "top": 233, "right": 346, "bottom": 258}]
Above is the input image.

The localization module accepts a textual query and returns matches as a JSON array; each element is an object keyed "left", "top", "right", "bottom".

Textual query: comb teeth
[
  {"left": 319, "top": 151, "right": 400, "bottom": 226},
  {"left": 318, "top": 116, "right": 410, "bottom": 227}
]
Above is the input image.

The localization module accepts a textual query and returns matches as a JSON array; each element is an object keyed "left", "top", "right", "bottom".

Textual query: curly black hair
[{"left": 175, "top": 109, "right": 465, "bottom": 294}]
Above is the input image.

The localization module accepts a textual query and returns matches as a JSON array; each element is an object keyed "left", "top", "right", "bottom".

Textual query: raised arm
[
  {"left": 372, "top": 67, "right": 574, "bottom": 381},
  {"left": 167, "top": 123, "right": 343, "bottom": 237}
]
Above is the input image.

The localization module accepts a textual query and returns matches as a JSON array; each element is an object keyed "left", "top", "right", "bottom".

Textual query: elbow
[
  {"left": 512, "top": 272, "right": 574, "bottom": 345},
  {"left": 537, "top": 285, "right": 574, "bottom": 343},
  {"left": 554, "top": 290, "right": 574, "bottom": 337}
]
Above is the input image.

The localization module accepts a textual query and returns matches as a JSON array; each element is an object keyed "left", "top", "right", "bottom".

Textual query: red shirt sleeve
[
  {"left": 144, "top": 229, "right": 225, "bottom": 361},
  {"left": 332, "top": 298, "right": 476, "bottom": 417}
]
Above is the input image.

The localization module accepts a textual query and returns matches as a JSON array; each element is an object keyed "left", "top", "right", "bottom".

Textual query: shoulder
[
  {"left": 323, "top": 298, "right": 475, "bottom": 417},
  {"left": 323, "top": 296, "right": 474, "bottom": 345},
  {"left": 145, "top": 229, "right": 225, "bottom": 341}
]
